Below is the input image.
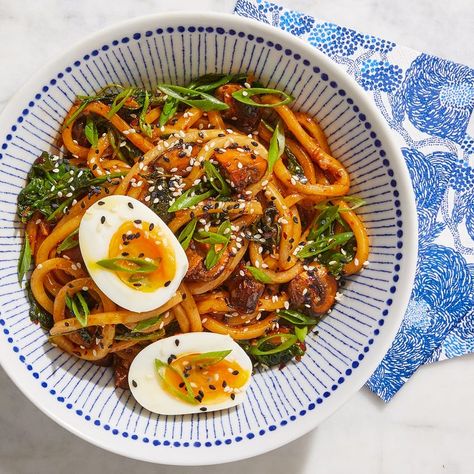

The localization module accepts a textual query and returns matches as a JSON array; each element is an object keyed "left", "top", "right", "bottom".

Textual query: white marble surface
[{"left": 0, "top": 0, "right": 473, "bottom": 472}]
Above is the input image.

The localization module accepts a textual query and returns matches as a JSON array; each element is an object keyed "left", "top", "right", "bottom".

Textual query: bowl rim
[{"left": 0, "top": 11, "right": 418, "bottom": 465}]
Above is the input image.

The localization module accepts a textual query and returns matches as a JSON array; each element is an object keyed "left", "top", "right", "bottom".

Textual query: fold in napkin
[{"left": 234, "top": 0, "right": 474, "bottom": 401}]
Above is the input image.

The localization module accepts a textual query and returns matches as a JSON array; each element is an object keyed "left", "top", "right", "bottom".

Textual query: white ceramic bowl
[{"left": 0, "top": 12, "right": 417, "bottom": 465}]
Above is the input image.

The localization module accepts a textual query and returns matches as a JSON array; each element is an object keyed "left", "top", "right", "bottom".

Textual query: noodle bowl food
[{"left": 17, "top": 74, "right": 369, "bottom": 415}]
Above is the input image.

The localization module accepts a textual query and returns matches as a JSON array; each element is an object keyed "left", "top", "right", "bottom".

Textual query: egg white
[
  {"left": 128, "top": 333, "right": 253, "bottom": 415},
  {"left": 78, "top": 195, "right": 188, "bottom": 312}
]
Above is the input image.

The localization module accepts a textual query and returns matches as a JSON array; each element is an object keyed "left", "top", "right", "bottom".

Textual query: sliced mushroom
[
  {"left": 213, "top": 148, "right": 267, "bottom": 192},
  {"left": 154, "top": 142, "right": 202, "bottom": 176},
  {"left": 226, "top": 263, "right": 265, "bottom": 314},
  {"left": 287, "top": 265, "right": 338, "bottom": 316},
  {"left": 215, "top": 84, "right": 262, "bottom": 133}
]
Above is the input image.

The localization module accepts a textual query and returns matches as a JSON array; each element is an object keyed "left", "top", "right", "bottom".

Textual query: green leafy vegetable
[
  {"left": 158, "top": 84, "right": 229, "bottom": 111},
  {"left": 285, "top": 146, "right": 305, "bottom": 177},
  {"left": 26, "top": 282, "right": 53, "bottom": 330},
  {"left": 231, "top": 87, "right": 294, "bottom": 108},
  {"left": 267, "top": 120, "right": 285, "bottom": 173},
  {"left": 84, "top": 117, "right": 99, "bottom": 147},
  {"left": 65, "top": 292, "right": 89, "bottom": 327},
  {"left": 177, "top": 218, "right": 197, "bottom": 250},
  {"left": 132, "top": 315, "right": 162, "bottom": 333},
  {"left": 17, "top": 153, "right": 125, "bottom": 223},
  {"left": 57, "top": 228, "right": 79, "bottom": 253},
  {"left": 204, "top": 220, "right": 232, "bottom": 270},
  {"left": 96, "top": 257, "right": 160, "bottom": 273},
  {"left": 168, "top": 186, "right": 215, "bottom": 212},
  {"left": 115, "top": 329, "right": 165, "bottom": 341},
  {"left": 203, "top": 160, "right": 231, "bottom": 196},
  {"left": 147, "top": 174, "right": 173, "bottom": 223},
  {"left": 155, "top": 359, "right": 198, "bottom": 405},
  {"left": 278, "top": 309, "right": 319, "bottom": 326},
  {"left": 18, "top": 232, "right": 32, "bottom": 286},
  {"left": 138, "top": 91, "right": 153, "bottom": 137},
  {"left": 245, "top": 265, "right": 273, "bottom": 284}
]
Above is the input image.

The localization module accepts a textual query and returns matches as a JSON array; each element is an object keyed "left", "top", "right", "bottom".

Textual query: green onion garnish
[
  {"left": 96, "top": 256, "right": 160, "bottom": 273},
  {"left": 203, "top": 160, "right": 231, "bottom": 196},
  {"left": 249, "top": 333, "right": 298, "bottom": 356},
  {"left": 168, "top": 187, "right": 215, "bottom": 213},
  {"left": 278, "top": 309, "right": 319, "bottom": 326},
  {"left": 177, "top": 218, "right": 197, "bottom": 250},
  {"left": 231, "top": 87, "right": 294, "bottom": 108},
  {"left": 245, "top": 266, "right": 273, "bottom": 284},
  {"left": 158, "top": 84, "right": 229, "bottom": 112}
]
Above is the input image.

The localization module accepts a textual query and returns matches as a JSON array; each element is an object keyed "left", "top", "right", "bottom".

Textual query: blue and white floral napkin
[{"left": 234, "top": 0, "right": 474, "bottom": 401}]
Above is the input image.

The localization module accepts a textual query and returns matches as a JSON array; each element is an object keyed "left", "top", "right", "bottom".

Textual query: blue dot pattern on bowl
[{"left": 0, "top": 24, "right": 405, "bottom": 448}]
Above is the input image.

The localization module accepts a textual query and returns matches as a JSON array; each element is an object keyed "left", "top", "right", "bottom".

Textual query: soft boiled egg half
[
  {"left": 79, "top": 195, "right": 188, "bottom": 312},
  {"left": 128, "top": 333, "right": 252, "bottom": 414}
]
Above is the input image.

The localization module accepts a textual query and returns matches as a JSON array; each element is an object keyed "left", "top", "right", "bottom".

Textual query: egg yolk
[
  {"left": 164, "top": 353, "right": 249, "bottom": 406},
  {"left": 107, "top": 220, "right": 176, "bottom": 292}
]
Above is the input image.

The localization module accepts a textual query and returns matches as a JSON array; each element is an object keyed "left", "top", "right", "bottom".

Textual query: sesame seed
[{"left": 100, "top": 216, "right": 106, "bottom": 224}]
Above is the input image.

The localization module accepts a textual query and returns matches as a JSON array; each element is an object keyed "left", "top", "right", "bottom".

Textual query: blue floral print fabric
[{"left": 234, "top": 0, "right": 474, "bottom": 401}]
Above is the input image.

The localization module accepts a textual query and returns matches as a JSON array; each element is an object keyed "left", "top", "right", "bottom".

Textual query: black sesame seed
[
  {"left": 230, "top": 393, "right": 236, "bottom": 400},
  {"left": 198, "top": 390, "right": 204, "bottom": 397},
  {"left": 182, "top": 293, "right": 187, "bottom": 300},
  {"left": 209, "top": 384, "right": 216, "bottom": 390},
  {"left": 100, "top": 216, "right": 106, "bottom": 224},
  {"left": 65, "top": 322, "right": 69, "bottom": 327},
  {"left": 251, "top": 141, "right": 258, "bottom": 147},
  {"left": 133, "top": 282, "right": 141, "bottom": 287},
  {"left": 178, "top": 151, "right": 187, "bottom": 158},
  {"left": 167, "top": 354, "right": 177, "bottom": 364},
  {"left": 164, "top": 280, "right": 171, "bottom": 287},
  {"left": 122, "top": 252, "right": 129, "bottom": 256},
  {"left": 80, "top": 202, "right": 85, "bottom": 209},
  {"left": 222, "top": 380, "right": 227, "bottom": 388},
  {"left": 132, "top": 380, "right": 138, "bottom": 388},
  {"left": 293, "top": 216, "right": 299, "bottom": 224},
  {"left": 134, "top": 219, "right": 142, "bottom": 224},
  {"left": 138, "top": 253, "right": 145, "bottom": 258},
  {"left": 232, "top": 370, "right": 239, "bottom": 375},
  {"left": 200, "top": 407, "right": 207, "bottom": 412},
  {"left": 128, "top": 202, "right": 134, "bottom": 209},
  {"left": 179, "top": 382, "right": 185, "bottom": 388},
  {"left": 149, "top": 223, "right": 155, "bottom": 231},
  {"left": 174, "top": 339, "right": 180, "bottom": 346},
  {"left": 198, "top": 132, "right": 204, "bottom": 139},
  {"left": 104, "top": 187, "right": 110, "bottom": 194},
  {"left": 98, "top": 201, "right": 105, "bottom": 206}
]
